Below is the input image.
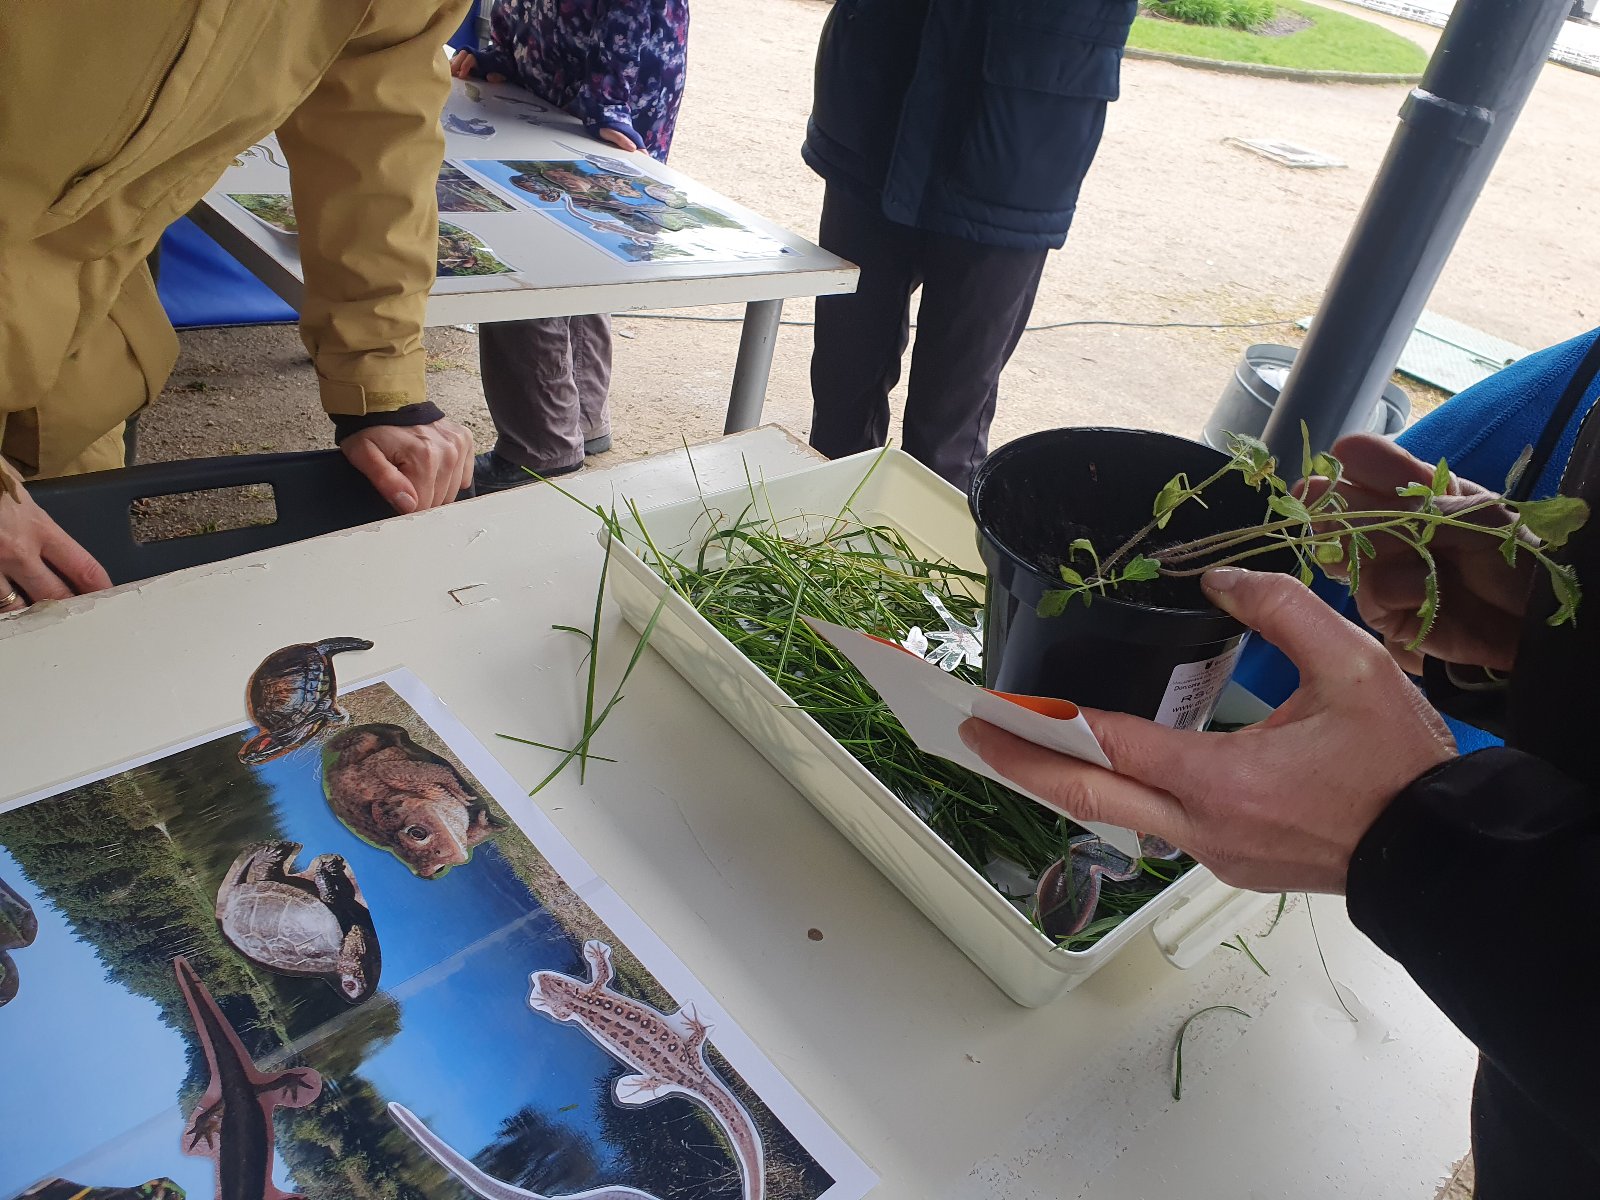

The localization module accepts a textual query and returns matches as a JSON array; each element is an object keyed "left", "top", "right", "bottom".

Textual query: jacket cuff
[
  {"left": 587, "top": 108, "right": 643, "bottom": 150},
  {"left": 1347, "top": 747, "right": 1588, "bottom": 954},
  {"left": 329, "top": 402, "right": 445, "bottom": 444},
  {"left": 317, "top": 369, "right": 429, "bottom": 417},
  {"left": 475, "top": 47, "right": 515, "bottom": 79}
]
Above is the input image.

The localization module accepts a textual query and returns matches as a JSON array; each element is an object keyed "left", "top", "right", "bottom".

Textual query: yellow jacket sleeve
[{"left": 276, "top": 1, "right": 471, "bottom": 416}]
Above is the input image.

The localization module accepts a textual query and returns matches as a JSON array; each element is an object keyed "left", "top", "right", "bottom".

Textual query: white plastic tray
[{"left": 604, "top": 449, "right": 1271, "bottom": 1007}]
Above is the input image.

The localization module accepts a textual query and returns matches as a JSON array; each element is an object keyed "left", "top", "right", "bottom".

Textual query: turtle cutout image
[
  {"left": 0, "top": 870, "right": 39, "bottom": 1008},
  {"left": 239, "top": 638, "right": 373, "bottom": 765},
  {"left": 215, "top": 841, "right": 381, "bottom": 1003}
]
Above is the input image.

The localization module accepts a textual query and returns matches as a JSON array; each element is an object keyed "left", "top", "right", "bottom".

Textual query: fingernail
[
  {"left": 394, "top": 494, "right": 417, "bottom": 514},
  {"left": 1202, "top": 566, "right": 1247, "bottom": 594},
  {"left": 958, "top": 718, "right": 982, "bottom": 752}
]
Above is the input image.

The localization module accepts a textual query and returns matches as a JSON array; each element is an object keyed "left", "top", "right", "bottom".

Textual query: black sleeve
[
  {"left": 1347, "top": 747, "right": 1600, "bottom": 1149},
  {"left": 328, "top": 401, "right": 445, "bottom": 444}
]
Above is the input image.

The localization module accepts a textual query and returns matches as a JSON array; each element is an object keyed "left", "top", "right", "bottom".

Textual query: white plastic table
[
  {"left": 0, "top": 429, "right": 1476, "bottom": 1199},
  {"left": 190, "top": 77, "right": 858, "bottom": 433}
]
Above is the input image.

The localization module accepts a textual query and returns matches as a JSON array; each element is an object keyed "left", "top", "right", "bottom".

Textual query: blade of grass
[
  {"left": 1305, "top": 894, "right": 1358, "bottom": 1021},
  {"left": 1261, "top": 892, "right": 1287, "bottom": 937},
  {"left": 1220, "top": 933, "right": 1269, "bottom": 976},
  {"left": 1172, "top": 1005, "right": 1251, "bottom": 1101},
  {"left": 496, "top": 733, "right": 618, "bottom": 764}
]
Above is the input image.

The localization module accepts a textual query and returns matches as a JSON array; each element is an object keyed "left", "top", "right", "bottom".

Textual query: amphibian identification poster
[{"left": 0, "top": 651, "right": 874, "bottom": 1200}]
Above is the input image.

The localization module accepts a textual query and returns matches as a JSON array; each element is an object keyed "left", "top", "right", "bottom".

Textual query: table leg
[{"left": 725, "top": 299, "right": 785, "bottom": 434}]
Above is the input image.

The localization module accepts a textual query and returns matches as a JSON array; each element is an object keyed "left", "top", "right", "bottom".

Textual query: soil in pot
[{"left": 970, "top": 426, "right": 1298, "bottom": 725}]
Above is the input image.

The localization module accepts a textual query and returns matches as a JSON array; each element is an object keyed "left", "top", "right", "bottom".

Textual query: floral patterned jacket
[{"left": 477, "top": 0, "right": 689, "bottom": 162}]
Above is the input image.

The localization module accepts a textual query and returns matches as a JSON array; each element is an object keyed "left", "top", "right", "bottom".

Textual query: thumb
[{"left": 1202, "top": 567, "right": 1382, "bottom": 684}]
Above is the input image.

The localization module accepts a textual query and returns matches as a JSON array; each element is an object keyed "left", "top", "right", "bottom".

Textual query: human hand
[
  {"left": 340, "top": 419, "right": 474, "bottom": 513},
  {"left": 1313, "top": 433, "right": 1534, "bottom": 674},
  {"left": 0, "top": 458, "right": 113, "bottom": 610},
  {"left": 597, "top": 128, "right": 640, "bottom": 153},
  {"left": 450, "top": 49, "right": 477, "bottom": 79},
  {"left": 959, "top": 567, "right": 1457, "bottom": 894}
]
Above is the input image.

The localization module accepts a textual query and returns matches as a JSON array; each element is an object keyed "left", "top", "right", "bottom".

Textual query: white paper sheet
[{"left": 803, "top": 617, "right": 1142, "bottom": 858}]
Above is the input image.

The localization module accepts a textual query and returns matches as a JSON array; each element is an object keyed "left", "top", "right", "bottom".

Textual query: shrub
[{"left": 1142, "top": 0, "right": 1278, "bottom": 29}]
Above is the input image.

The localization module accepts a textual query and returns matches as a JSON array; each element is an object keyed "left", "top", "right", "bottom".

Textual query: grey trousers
[{"left": 479, "top": 314, "right": 613, "bottom": 473}]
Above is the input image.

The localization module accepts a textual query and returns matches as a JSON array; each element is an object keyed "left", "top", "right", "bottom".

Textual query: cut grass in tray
[
  {"left": 1130, "top": 0, "right": 1430, "bottom": 74},
  {"left": 597, "top": 464, "right": 1191, "bottom": 953}
]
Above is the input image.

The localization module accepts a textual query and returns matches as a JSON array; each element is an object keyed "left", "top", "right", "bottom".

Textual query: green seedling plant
[{"left": 1040, "top": 425, "right": 1587, "bottom": 648}]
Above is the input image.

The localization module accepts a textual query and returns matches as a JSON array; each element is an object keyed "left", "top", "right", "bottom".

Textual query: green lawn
[{"left": 1128, "top": 0, "right": 1431, "bottom": 74}]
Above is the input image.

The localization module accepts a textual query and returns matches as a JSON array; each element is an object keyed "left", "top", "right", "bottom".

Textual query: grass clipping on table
[{"left": 601, "top": 462, "right": 1189, "bottom": 952}]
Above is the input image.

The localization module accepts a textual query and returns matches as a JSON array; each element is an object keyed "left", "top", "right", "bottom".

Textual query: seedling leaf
[
  {"left": 1514, "top": 495, "right": 1590, "bottom": 549},
  {"left": 1431, "top": 457, "right": 1452, "bottom": 497},
  {"left": 1121, "top": 555, "right": 1161, "bottom": 582},
  {"left": 1505, "top": 444, "right": 1533, "bottom": 494},
  {"left": 1037, "top": 589, "right": 1070, "bottom": 618},
  {"left": 1267, "top": 493, "right": 1314, "bottom": 525},
  {"left": 1059, "top": 566, "right": 1085, "bottom": 587},
  {"left": 1153, "top": 475, "right": 1191, "bottom": 528},
  {"left": 1408, "top": 547, "right": 1440, "bottom": 651},
  {"left": 1545, "top": 561, "right": 1582, "bottom": 627}
]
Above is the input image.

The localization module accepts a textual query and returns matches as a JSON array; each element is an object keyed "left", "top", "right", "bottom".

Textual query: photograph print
[
  {"left": 461, "top": 159, "right": 795, "bottom": 266},
  {"left": 0, "top": 648, "right": 872, "bottom": 1200}
]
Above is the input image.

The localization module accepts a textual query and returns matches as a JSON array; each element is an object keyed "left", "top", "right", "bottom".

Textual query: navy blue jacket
[{"left": 802, "top": 0, "right": 1136, "bottom": 250}]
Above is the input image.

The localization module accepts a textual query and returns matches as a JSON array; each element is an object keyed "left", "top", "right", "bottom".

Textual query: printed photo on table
[
  {"left": 460, "top": 159, "right": 795, "bottom": 266},
  {"left": 0, "top": 670, "right": 872, "bottom": 1200},
  {"left": 226, "top": 193, "right": 298, "bottom": 235},
  {"left": 437, "top": 163, "right": 517, "bottom": 214},
  {"left": 437, "top": 220, "right": 515, "bottom": 277}
]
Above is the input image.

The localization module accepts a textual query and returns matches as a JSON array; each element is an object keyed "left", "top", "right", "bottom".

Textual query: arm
[
  {"left": 1349, "top": 749, "right": 1599, "bottom": 1151},
  {"left": 276, "top": 2, "right": 474, "bottom": 509},
  {"left": 575, "top": 0, "right": 651, "bottom": 150}
]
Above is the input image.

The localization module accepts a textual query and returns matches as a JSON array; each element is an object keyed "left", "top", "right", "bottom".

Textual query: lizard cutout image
[
  {"left": 173, "top": 956, "right": 322, "bottom": 1200},
  {"left": 386, "top": 1103, "right": 662, "bottom": 1200},
  {"left": 528, "top": 941, "right": 766, "bottom": 1200}
]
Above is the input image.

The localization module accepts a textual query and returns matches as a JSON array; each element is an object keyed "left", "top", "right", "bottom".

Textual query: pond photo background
[
  {"left": 0, "top": 681, "right": 834, "bottom": 1200},
  {"left": 460, "top": 159, "right": 795, "bottom": 266}
]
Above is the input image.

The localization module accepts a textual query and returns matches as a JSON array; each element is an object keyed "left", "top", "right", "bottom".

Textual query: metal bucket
[{"left": 1203, "top": 343, "right": 1411, "bottom": 456}]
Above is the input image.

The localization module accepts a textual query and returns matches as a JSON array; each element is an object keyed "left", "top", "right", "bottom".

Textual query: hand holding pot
[
  {"left": 959, "top": 567, "right": 1457, "bottom": 894},
  {"left": 1312, "top": 434, "right": 1534, "bottom": 675}
]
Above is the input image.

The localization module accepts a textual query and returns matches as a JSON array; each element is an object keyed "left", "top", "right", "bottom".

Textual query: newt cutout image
[{"left": 0, "top": 671, "right": 872, "bottom": 1200}]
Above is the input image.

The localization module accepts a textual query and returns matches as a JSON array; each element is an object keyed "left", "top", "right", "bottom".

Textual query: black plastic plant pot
[{"left": 969, "top": 427, "right": 1297, "bottom": 728}]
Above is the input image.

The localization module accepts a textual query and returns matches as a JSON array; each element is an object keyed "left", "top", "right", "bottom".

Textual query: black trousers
[{"left": 809, "top": 183, "right": 1048, "bottom": 490}]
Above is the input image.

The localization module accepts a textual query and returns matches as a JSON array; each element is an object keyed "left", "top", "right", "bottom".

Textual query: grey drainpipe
[{"left": 1260, "top": 0, "right": 1572, "bottom": 461}]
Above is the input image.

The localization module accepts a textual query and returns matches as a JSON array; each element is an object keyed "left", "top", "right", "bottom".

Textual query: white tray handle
[{"left": 1150, "top": 873, "right": 1276, "bottom": 970}]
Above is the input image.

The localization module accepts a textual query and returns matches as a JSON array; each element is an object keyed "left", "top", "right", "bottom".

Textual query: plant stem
[{"left": 1098, "top": 459, "right": 1240, "bottom": 577}]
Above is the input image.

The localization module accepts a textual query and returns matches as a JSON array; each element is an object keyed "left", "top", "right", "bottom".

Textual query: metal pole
[
  {"left": 1260, "top": 0, "right": 1571, "bottom": 461},
  {"left": 724, "top": 298, "right": 785, "bottom": 434}
]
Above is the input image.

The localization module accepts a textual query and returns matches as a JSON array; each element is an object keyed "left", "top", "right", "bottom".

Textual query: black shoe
[
  {"left": 584, "top": 432, "right": 612, "bottom": 456},
  {"left": 473, "top": 451, "right": 581, "bottom": 494}
]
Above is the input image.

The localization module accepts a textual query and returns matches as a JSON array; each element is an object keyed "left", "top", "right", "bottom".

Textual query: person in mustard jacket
[{"left": 0, "top": 0, "right": 479, "bottom": 611}]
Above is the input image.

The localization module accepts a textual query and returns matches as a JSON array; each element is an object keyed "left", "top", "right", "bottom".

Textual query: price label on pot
[{"left": 1155, "top": 644, "right": 1244, "bottom": 731}]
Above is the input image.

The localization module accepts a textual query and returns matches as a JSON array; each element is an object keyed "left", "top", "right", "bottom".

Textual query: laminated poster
[
  {"left": 227, "top": 193, "right": 298, "bottom": 236},
  {"left": 436, "top": 220, "right": 515, "bottom": 278},
  {"left": 0, "top": 640, "right": 875, "bottom": 1200},
  {"left": 461, "top": 159, "right": 796, "bottom": 266}
]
